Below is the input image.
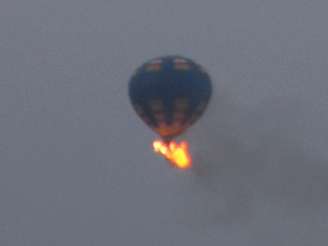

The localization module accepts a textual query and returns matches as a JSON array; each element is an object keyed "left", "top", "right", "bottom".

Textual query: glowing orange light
[{"left": 152, "top": 140, "right": 192, "bottom": 169}]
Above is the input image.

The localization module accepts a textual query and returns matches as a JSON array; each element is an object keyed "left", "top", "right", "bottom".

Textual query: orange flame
[{"left": 152, "top": 140, "right": 192, "bottom": 169}]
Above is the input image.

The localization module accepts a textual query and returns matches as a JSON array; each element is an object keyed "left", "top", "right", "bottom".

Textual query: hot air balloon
[{"left": 129, "top": 55, "right": 212, "bottom": 169}]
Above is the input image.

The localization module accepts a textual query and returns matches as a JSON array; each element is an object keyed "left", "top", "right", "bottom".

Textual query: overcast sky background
[{"left": 1, "top": 0, "right": 328, "bottom": 245}]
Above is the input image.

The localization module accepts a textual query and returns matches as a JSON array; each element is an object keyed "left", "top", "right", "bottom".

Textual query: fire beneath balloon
[{"left": 152, "top": 140, "right": 192, "bottom": 169}]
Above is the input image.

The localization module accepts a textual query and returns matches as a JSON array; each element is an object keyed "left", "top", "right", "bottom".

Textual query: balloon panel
[{"left": 129, "top": 55, "right": 212, "bottom": 139}]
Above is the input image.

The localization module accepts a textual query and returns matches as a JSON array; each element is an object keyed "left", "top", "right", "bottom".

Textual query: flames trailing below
[{"left": 152, "top": 140, "right": 192, "bottom": 169}]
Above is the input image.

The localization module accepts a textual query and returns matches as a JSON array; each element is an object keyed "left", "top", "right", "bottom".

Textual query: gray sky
[{"left": 1, "top": 0, "right": 328, "bottom": 245}]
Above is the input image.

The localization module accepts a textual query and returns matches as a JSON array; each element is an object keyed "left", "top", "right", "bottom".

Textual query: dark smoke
[{"left": 174, "top": 63, "right": 328, "bottom": 242}]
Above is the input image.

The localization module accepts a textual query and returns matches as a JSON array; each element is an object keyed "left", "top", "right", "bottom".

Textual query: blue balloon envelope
[{"left": 129, "top": 55, "right": 212, "bottom": 141}]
